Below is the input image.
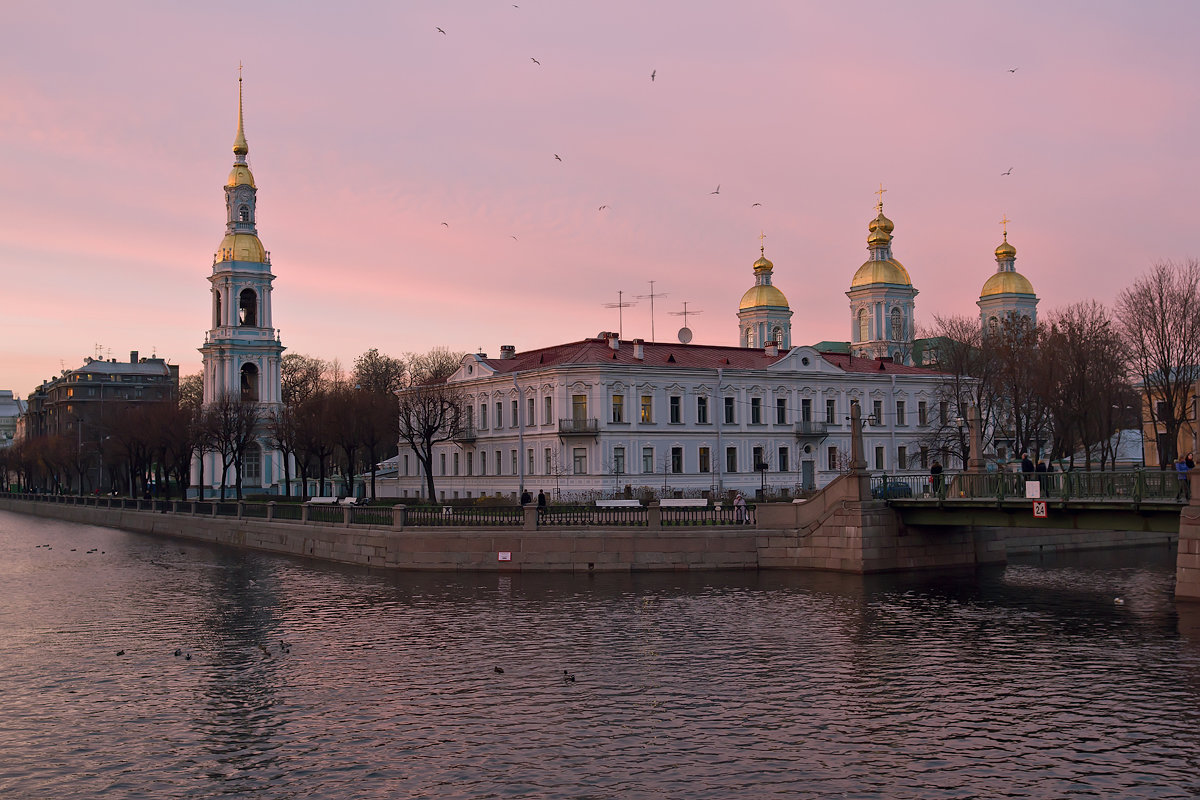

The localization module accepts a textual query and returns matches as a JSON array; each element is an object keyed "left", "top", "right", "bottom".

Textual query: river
[{"left": 1, "top": 509, "right": 1198, "bottom": 799}]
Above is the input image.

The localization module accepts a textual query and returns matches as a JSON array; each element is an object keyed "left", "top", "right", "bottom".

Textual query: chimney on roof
[
  {"left": 633, "top": 338, "right": 644, "bottom": 360},
  {"left": 130, "top": 351, "right": 138, "bottom": 363},
  {"left": 765, "top": 341, "right": 779, "bottom": 357},
  {"left": 500, "top": 345, "right": 516, "bottom": 360},
  {"left": 607, "top": 332, "right": 620, "bottom": 351}
]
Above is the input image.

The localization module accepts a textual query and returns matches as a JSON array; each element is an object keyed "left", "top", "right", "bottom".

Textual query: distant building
[{"left": 0, "top": 390, "right": 25, "bottom": 448}]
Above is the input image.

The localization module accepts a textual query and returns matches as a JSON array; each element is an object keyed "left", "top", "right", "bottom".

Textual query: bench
[
  {"left": 659, "top": 498, "right": 708, "bottom": 507},
  {"left": 338, "top": 497, "right": 361, "bottom": 506},
  {"left": 307, "top": 496, "right": 339, "bottom": 505},
  {"left": 596, "top": 499, "right": 643, "bottom": 508}
]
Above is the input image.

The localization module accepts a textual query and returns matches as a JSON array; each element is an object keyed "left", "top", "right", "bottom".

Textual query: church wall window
[
  {"left": 214, "top": 291, "right": 222, "bottom": 328},
  {"left": 239, "top": 205, "right": 250, "bottom": 222},
  {"left": 890, "top": 307, "right": 902, "bottom": 340},
  {"left": 238, "top": 288, "right": 258, "bottom": 326},
  {"left": 857, "top": 309, "right": 868, "bottom": 342},
  {"left": 240, "top": 363, "right": 259, "bottom": 402},
  {"left": 242, "top": 442, "right": 261, "bottom": 483}
]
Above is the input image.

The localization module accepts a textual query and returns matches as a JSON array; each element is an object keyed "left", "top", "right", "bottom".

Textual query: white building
[{"left": 0, "top": 390, "right": 24, "bottom": 449}]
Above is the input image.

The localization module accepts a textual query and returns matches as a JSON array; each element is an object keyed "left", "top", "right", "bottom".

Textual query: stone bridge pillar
[{"left": 1177, "top": 476, "right": 1200, "bottom": 601}]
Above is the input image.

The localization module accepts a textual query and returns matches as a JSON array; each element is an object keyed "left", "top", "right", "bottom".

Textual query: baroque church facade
[{"left": 194, "top": 76, "right": 287, "bottom": 496}]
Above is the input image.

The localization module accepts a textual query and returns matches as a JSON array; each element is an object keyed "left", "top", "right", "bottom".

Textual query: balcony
[
  {"left": 794, "top": 420, "right": 829, "bottom": 439},
  {"left": 558, "top": 418, "right": 600, "bottom": 437},
  {"left": 452, "top": 423, "right": 477, "bottom": 443}
]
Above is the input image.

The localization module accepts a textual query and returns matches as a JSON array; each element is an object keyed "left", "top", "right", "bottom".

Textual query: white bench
[
  {"left": 596, "top": 499, "right": 643, "bottom": 508},
  {"left": 659, "top": 498, "right": 708, "bottom": 507},
  {"left": 307, "top": 496, "right": 339, "bottom": 505},
  {"left": 338, "top": 497, "right": 361, "bottom": 506}
]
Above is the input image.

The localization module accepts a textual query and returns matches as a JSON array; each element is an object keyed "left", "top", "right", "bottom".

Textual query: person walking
[
  {"left": 1188, "top": 453, "right": 1196, "bottom": 470},
  {"left": 929, "top": 460, "right": 944, "bottom": 494},
  {"left": 1020, "top": 452, "right": 1035, "bottom": 473},
  {"left": 520, "top": 489, "right": 531, "bottom": 506},
  {"left": 536, "top": 489, "right": 547, "bottom": 514},
  {"left": 1176, "top": 456, "right": 1191, "bottom": 501},
  {"left": 733, "top": 492, "right": 747, "bottom": 523}
]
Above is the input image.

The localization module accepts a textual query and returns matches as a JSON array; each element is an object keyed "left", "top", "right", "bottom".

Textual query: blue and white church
[{"left": 195, "top": 74, "right": 287, "bottom": 495}]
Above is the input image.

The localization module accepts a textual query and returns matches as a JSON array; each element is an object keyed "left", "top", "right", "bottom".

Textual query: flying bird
[
  {"left": 751, "top": 202, "right": 762, "bottom": 207},
  {"left": 554, "top": 154, "right": 562, "bottom": 161},
  {"left": 441, "top": 221, "right": 449, "bottom": 227},
  {"left": 1001, "top": 167, "right": 1013, "bottom": 176},
  {"left": 1007, "top": 67, "right": 1018, "bottom": 73},
  {"left": 710, "top": 184, "right": 720, "bottom": 195},
  {"left": 598, "top": 205, "right": 608, "bottom": 211},
  {"left": 436, "top": 27, "right": 446, "bottom": 34},
  {"left": 511, "top": 235, "right": 519, "bottom": 241},
  {"left": 651, "top": 69, "right": 656, "bottom": 81},
  {"left": 531, "top": 57, "right": 540, "bottom": 65}
]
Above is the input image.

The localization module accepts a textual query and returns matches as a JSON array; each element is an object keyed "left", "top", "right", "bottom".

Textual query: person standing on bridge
[
  {"left": 1176, "top": 456, "right": 1191, "bottom": 501},
  {"left": 930, "top": 461, "right": 944, "bottom": 494},
  {"left": 1021, "top": 452, "right": 1035, "bottom": 474}
]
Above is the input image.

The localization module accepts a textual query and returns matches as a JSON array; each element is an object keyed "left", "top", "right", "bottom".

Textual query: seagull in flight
[
  {"left": 531, "top": 57, "right": 540, "bottom": 65},
  {"left": 651, "top": 69, "right": 656, "bottom": 81},
  {"left": 1001, "top": 167, "right": 1013, "bottom": 176},
  {"left": 441, "top": 222, "right": 449, "bottom": 227},
  {"left": 436, "top": 27, "right": 446, "bottom": 34},
  {"left": 554, "top": 154, "right": 562, "bottom": 161},
  {"left": 751, "top": 202, "right": 762, "bottom": 207},
  {"left": 710, "top": 184, "right": 720, "bottom": 195},
  {"left": 1007, "top": 67, "right": 1018, "bottom": 73},
  {"left": 511, "top": 235, "right": 519, "bottom": 241},
  {"left": 598, "top": 205, "right": 608, "bottom": 211}
]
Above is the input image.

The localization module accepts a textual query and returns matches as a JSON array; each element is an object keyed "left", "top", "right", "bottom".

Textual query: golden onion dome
[
  {"left": 850, "top": 258, "right": 912, "bottom": 288},
  {"left": 867, "top": 226, "right": 891, "bottom": 247},
  {"left": 995, "top": 239, "right": 1017, "bottom": 259},
  {"left": 868, "top": 211, "right": 894, "bottom": 234},
  {"left": 227, "top": 164, "right": 256, "bottom": 189},
  {"left": 980, "top": 270, "right": 1035, "bottom": 297},
  {"left": 752, "top": 255, "right": 774, "bottom": 273},
  {"left": 217, "top": 232, "right": 266, "bottom": 263},
  {"left": 739, "top": 284, "right": 789, "bottom": 310}
]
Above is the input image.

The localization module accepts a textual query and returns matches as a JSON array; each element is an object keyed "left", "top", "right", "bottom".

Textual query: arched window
[
  {"left": 771, "top": 326, "right": 783, "bottom": 346},
  {"left": 242, "top": 441, "right": 262, "bottom": 484},
  {"left": 238, "top": 288, "right": 258, "bottom": 326},
  {"left": 239, "top": 205, "right": 250, "bottom": 223},
  {"left": 214, "top": 291, "right": 222, "bottom": 328},
  {"left": 857, "top": 309, "right": 869, "bottom": 342},
  {"left": 746, "top": 326, "right": 756, "bottom": 348},
  {"left": 988, "top": 316, "right": 999, "bottom": 336},
  {"left": 240, "top": 363, "right": 260, "bottom": 402},
  {"left": 890, "top": 308, "right": 902, "bottom": 340}
]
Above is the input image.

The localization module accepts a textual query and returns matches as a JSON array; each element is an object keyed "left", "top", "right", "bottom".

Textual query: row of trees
[{"left": 920, "top": 259, "right": 1200, "bottom": 470}]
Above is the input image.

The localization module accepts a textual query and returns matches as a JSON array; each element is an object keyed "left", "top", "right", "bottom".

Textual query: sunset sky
[{"left": 2, "top": 1, "right": 1198, "bottom": 395}]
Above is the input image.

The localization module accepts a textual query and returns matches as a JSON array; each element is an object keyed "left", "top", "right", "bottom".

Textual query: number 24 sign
[{"left": 1032, "top": 500, "right": 1048, "bottom": 518}]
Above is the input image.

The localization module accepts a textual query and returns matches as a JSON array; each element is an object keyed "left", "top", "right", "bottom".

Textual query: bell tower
[{"left": 196, "top": 69, "right": 286, "bottom": 495}]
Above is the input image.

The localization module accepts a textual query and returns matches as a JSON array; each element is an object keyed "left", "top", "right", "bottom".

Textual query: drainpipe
[
  {"left": 514, "top": 374, "right": 525, "bottom": 495},
  {"left": 890, "top": 373, "right": 898, "bottom": 469},
  {"left": 715, "top": 368, "right": 724, "bottom": 493}
]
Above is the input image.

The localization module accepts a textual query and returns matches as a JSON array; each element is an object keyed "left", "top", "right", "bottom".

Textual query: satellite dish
[{"left": 677, "top": 326, "right": 693, "bottom": 344}]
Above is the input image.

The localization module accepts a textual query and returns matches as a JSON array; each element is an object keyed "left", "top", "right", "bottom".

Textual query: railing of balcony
[
  {"left": 794, "top": 420, "right": 828, "bottom": 438},
  {"left": 453, "top": 423, "right": 477, "bottom": 442},
  {"left": 558, "top": 418, "right": 600, "bottom": 435}
]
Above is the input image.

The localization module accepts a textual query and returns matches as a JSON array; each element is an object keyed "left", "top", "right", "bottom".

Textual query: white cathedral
[{"left": 194, "top": 76, "right": 287, "bottom": 496}]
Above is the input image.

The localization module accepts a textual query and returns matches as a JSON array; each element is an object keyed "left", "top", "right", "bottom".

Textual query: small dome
[
  {"left": 739, "top": 284, "right": 789, "bottom": 310},
  {"left": 227, "top": 164, "right": 256, "bottom": 189},
  {"left": 995, "top": 239, "right": 1016, "bottom": 259},
  {"left": 980, "top": 270, "right": 1035, "bottom": 297},
  {"left": 851, "top": 258, "right": 912, "bottom": 288},
  {"left": 868, "top": 211, "right": 894, "bottom": 234},
  {"left": 867, "top": 226, "right": 891, "bottom": 247},
  {"left": 217, "top": 232, "right": 266, "bottom": 263},
  {"left": 752, "top": 255, "right": 773, "bottom": 273}
]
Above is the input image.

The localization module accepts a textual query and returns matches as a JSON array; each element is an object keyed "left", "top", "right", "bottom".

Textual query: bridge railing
[{"left": 871, "top": 469, "right": 1184, "bottom": 502}]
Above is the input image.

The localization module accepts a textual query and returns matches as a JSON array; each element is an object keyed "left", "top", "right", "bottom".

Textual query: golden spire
[
  {"left": 874, "top": 182, "right": 887, "bottom": 213},
  {"left": 999, "top": 214, "right": 1010, "bottom": 241},
  {"left": 758, "top": 230, "right": 767, "bottom": 257},
  {"left": 233, "top": 63, "right": 249, "bottom": 157}
]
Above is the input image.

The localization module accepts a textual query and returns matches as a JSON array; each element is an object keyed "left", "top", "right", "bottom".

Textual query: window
[
  {"left": 724, "top": 397, "right": 735, "bottom": 424},
  {"left": 890, "top": 307, "right": 902, "bottom": 340},
  {"left": 479, "top": 403, "right": 488, "bottom": 429},
  {"left": 612, "top": 394, "right": 625, "bottom": 423},
  {"left": 670, "top": 396, "right": 681, "bottom": 423},
  {"left": 440, "top": 453, "right": 446, "bottom": 476},
  {"left": 776, "top": 398, "right": 787, "bottom": 424},
  {"left": 613, "top": 446, "right": 626, "bottom": 475},
  {"left": 480, "top": 451, "right": 486, "bottom": 476},
  {"left": 528, "top": 449, "right": 534, "bottom": 474},
  {"left": 545, "top": 448, "right": 552, "bottom": 474},
  {"left": 920, "top": 446, "right": 928, "bottom": 469},
  {"left": 239, "top": 204, "right": 250, "bottom": 222},
  {"left": 453, "top": 452, "right": 460, "bottom": 476},
  {"left": 826, "top": 398, "right": 836, "bottom": 424},
  {"left": 238, "top": 288, "right": 258, "bottom": 327},
  {"left": 403, "top": 454, "right": 409, "bottom": 476},
  {"left": 240, "top": 363, "right": 259, "bottom": 402},
  {"left": 697, "top": 396, "right": 709, "bottom": 424},
  {"left": 643, "top": 447, "right": 654, "bottom": 473},
  {"left": 870, "top": 399, "right": 882, "bottom": 426},
  {"left": 67, "top": 388, "right": 74, "bottom": 398},
  {"left": 699, "top": 447, "right": 711, "bottom": 473},
  {"left": 495, "top": 450, "right": 502, "bottom": 474},
  {"left": 897, "top": 446, "right": 907, "bottom": 469},
  {"left": 753, "top": 446, "right": 765, "bottom": 471},
  {"left": 512, "top": 399, "right": 519, "bottom": 427},
  {"left": 527, "top": 397, "right": 534, "bottom": 425},
  {"left": 495, "top": 401, "right": 504, "bottom": 428},
  {"left": 544, "top": 396, "right": 552, "bottom": 424},
  {"left": 751, "top": 397, "right": 762, "bottom": 424},
  {"left": 671, "top": 447, "right": 683, "bottom": 474},
  {"left": 801, "top": 398, "right": 812, "bottom": 423},
  {"left": 573, "top": 448, "right": 587, "bottom": 475},
  {"left": 918, "top": 400, "right": 928, "bottom": 426},
  {"left": 572, "top": 394, "right": 587, "bottom": 420},
  {"left": 467, "top": 452, "right": 473, "bottom": 476},
  {"left": 875, "top": 446, "right": 885, "bottom": 470},
  {"left": 511, "top": 450, "right": 517, "bottom": 475},
  {"left": 242, "top": 442, "right": 261, "bottom": 483},
  {"left": 778, "top": 447, "right": 789, "bottom": 472},
  {"left": 896, "top": 400, "right": 906, "bottom": 426},
  {"left": 726, "top": 447, "right": 738, "bottom": 473},
  {"left": 940, "top": 400, "right": 949, "bottom": 424},
  {"left": 857, "top": 308, "right": 869, "bottom": 342},
  {"left": 828, "top": 446, "right": 838, "bottom": 471},
  {"left": 641, "top": 395, "right": 653, "bottom": 423}
]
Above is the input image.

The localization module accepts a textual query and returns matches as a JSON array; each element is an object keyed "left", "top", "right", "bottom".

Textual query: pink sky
[{"left": 2, "top": 1, "right": 1198, "bottom": 396}]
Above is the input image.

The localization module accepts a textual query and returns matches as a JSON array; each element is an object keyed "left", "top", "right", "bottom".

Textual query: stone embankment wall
[{"left": 1178, "top": 503, "right": 1200, "bottom": 601}]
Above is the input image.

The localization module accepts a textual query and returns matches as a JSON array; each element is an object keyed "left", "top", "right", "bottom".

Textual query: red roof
[{"left": 477, "top": 337, "right": 947, "bottom": 375}]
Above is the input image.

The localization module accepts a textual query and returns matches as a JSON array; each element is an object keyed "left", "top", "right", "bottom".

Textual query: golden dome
[
  {"left": 867, "top": 226, "right": 891, "bottom": 247},
  {"left": 980, "top": 270, "right": 1034, "bottom": 297},
  {"left": 752, "top": 255, "right": 774, "bottom": 273},
  {"left": 995, "top": 239, "right": 1016, "bottom": 259},
  {"left": 868, "top": 211, "right": 894, "bottom": 234},
  {"left": 851, "top": 258, "right": 911, "bottom": 288},
  {"left": 739, "top": 284, "right": 789, "bottom": 310},
  {"left": 227, "top": 164, "right": 256, "bottom": 188},
  {"left": 217, "top": 232, "right": 266, "bottom": 263}
]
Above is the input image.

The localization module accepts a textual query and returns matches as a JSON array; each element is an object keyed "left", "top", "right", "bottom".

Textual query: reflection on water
[{"left": 1, "top": 510, "right": 1198, "bottom": 799}]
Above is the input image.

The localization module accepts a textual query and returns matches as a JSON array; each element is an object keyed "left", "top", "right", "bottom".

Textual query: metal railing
[
  {"left": 794, "top": 420, "right": 828, "bottom": 438},
  {"left": 402, "top": 505, "right": 524, "bottom": 527},
  {"left": 539, "top": 505, "right": 646, "bottom": 527},
  {"left": 661, "top": 505, "right": 756, "bottom": 526},
  {"left": 558, "top": 418, "right": 600, "bottom": 435},
  {"left": 869, "top": 469, "right": 1185, "bottom": 503}
]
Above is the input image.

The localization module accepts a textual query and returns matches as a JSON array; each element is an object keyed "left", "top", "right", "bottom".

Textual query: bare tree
[
  {"left": 397, "top": 379, "right": 466, "bottom": 503},
  {"left": 204, "top": 392, "right": 262, "bottom": 500},
  {"left": 264, "top": 404, "right": 299, "bottom": 497},
  {"left": 405, "top": 347, "right": 463, "bottom": 384},
  {"left": 281, "top": 353, "right": 330, "bottom": 406},
  {"left": 353, "top": 348, "right": 407, "bottom": 395},
  {"left": 1117, "top": 260, "right": 1200, "bottom": 466}
]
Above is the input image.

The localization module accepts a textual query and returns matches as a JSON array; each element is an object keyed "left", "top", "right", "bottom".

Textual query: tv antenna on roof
[
  {"left": 669, "top": 302, "right": 703, "bottom": 344},
  {"left": 602, "top": 290, "right": 637, "bottom": 339},
  {"left": 635, "top": 280, "right": 668, "bottom": 342}
]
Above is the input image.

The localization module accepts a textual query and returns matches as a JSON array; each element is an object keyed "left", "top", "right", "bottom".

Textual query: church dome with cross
[
  {"left": 978, "top": 216, "right": 1038, "bottom": 331},
  {"left": 737, "top": 233, "right": 792, "bottom": 348},
  {"left": 846, "top": 187, "right": 918, "bottom": 362}
]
